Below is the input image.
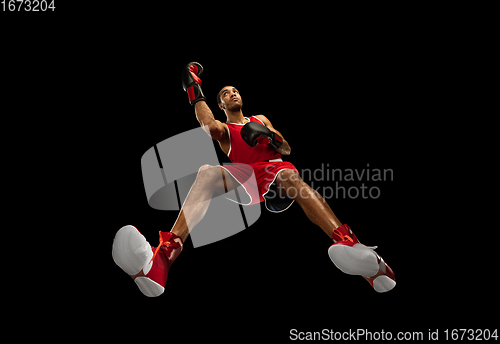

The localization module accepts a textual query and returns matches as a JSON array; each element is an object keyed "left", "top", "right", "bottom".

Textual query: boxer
[{"left": 112, "top": 62, "right": 396, "bottom": 296}]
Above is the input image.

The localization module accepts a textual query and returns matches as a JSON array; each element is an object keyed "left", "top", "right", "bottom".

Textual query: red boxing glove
[{"left": 181, "top": 62, "right": 206, "bottom": 105}]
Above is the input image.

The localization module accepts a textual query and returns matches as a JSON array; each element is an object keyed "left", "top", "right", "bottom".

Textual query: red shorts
[{"left": 220, "top": 160, "right": 298, "bottom": 213}]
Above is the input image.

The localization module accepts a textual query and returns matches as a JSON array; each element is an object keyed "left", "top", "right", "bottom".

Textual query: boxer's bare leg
[
  {"left": 170, "top": 165, "right": 236, "bottom": 242},
  {"left": 276, "top": 169, "right": 342, "bottom": 239}
]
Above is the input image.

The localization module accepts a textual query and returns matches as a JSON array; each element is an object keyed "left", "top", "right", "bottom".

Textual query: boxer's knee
[
  {"left": 276, "top": 169, "right": 321, "bottom": 201},
  {"left": 197, "top": 164, "right": 220, "bottom": 183},
  {"left": 196, "top": 165, "right": 227, "bottom": 192},
  {"left": 276, "top": 169, "right": 302, "bottom": 199},
  {"left": 197, "top": 164, "right": 214, "bottom": 173},
  {"left": 277, "top": 169, "right": 301, "bottom": 188}
]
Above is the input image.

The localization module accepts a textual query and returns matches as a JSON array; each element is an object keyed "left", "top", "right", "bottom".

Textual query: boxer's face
[{"left": 218, "top": 86, "right": 243, "bottom": 111}]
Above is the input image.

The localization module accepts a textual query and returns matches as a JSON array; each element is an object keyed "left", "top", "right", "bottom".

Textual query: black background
[{"left": 3, "top": 4, "right": 496, "bottom": 342}]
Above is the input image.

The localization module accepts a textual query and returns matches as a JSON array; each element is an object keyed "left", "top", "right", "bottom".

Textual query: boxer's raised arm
[
  {"left": 181, "top": 62, "right": 228, "bottom": 142},
  {"left": 194, "top": 101, "right": 227, "bottom": 141}
]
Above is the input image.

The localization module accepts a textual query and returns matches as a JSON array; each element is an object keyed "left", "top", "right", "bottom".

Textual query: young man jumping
[{"left": 112, "top": 62, "right": 396, "bottom": 297}]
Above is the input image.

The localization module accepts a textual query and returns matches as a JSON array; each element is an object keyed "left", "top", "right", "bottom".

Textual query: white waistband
[{"left": 268, "top": 158, "right": 283, "bottom": 162}]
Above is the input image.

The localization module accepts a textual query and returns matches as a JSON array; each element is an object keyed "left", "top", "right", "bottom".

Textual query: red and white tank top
[{"left": 225, "top": 116, "right": 282, "bottom": 164}]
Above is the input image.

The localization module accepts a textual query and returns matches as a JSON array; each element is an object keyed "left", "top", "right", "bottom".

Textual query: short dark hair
[{"left": 216, "top": 85, "right": 229, "bottom": 105}]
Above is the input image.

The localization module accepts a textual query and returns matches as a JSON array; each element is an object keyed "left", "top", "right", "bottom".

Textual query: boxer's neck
[{"left": 225, "top": 109, "right": 246, "bottom": 124}]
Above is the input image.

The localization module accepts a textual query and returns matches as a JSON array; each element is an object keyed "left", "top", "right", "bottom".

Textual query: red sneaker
[
  {"left": 328, "top": 224, "right": 396, "bottom": 293},
  {"left": 112, "top": 225, "right": 183, "bottom": 297}
]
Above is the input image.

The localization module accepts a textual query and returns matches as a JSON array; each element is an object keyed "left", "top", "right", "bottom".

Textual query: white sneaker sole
[
  {"left": 328, "top": 243, "right": 380, "bottom": 276},
  {"left": 328, "top": 243, "right": 396, "bottom": 293}
]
